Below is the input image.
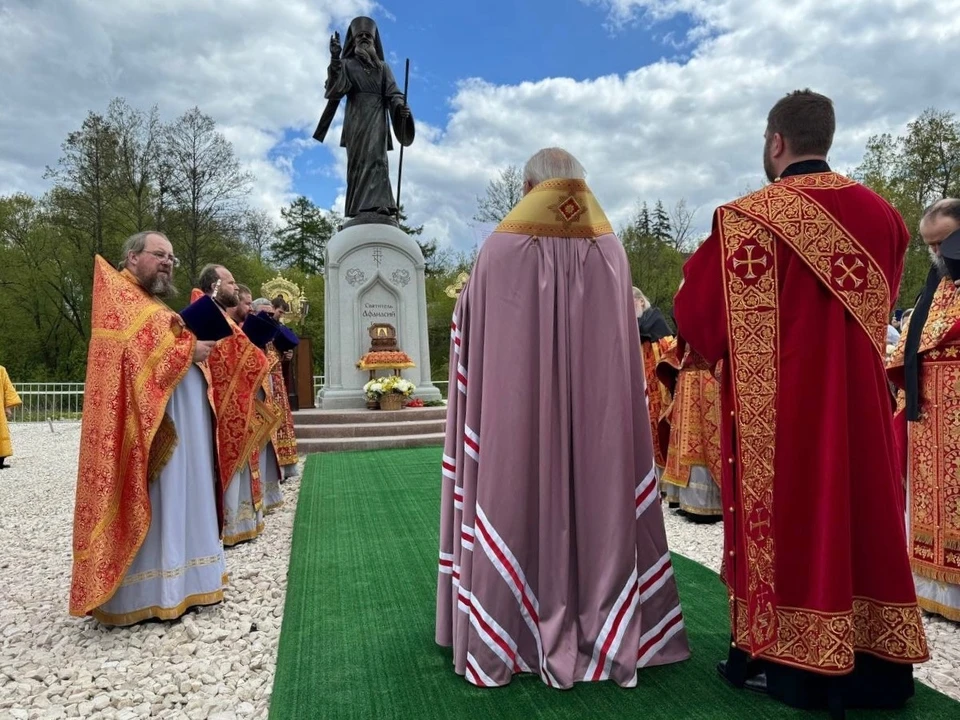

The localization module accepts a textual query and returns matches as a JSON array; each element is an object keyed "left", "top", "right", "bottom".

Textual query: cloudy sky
[{"left": 1, "top": 0, "right": 959, "bottom": 250}]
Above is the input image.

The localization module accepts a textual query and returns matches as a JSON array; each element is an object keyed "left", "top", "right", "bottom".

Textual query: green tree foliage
[
  {"left": 854, "top": 108, "right": 960, "bottom": 307},
  {"left": 271, "top": 196, "right": 338, "bottom": 275},
  {"left": 620, "top": 202, "right": 691, "bottom": 323},
  {"left": 398, "top": 204, "right": 441, "bottom": 275},
  {"left": 0, "top": 98, "right": 291, "bottom": 381}
]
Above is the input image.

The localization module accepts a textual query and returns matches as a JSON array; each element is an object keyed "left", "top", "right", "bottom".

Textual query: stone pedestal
[{"left": 319, "top": 223, "right": 442, "bottom": 409}]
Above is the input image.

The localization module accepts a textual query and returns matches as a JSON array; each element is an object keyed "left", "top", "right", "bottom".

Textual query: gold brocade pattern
[
  {"left": 206, "top": 325, "right": 273, "bottom": 493},
  {"left": 146, "top": 414, "right": 178, "bottom": 484},
  {"left": 719, "top": 207, "right": 779, "bottom": 654},
  {"left": 662, "top": 363, "right": 722, "bottom": 488},
  {"left": 731, "top": 596, "right": 929, "bottom": 673},
  {"left": 907, "top": 350, "right": 960, "bottom": 585},
  {"left": 642, "top": 338, "right": 673, "bottom": 467},
  {"left": 70, "top": 257, "right": 196, "bottom": 617},
  {"left": 889, "top": 278, "right": 960, "bottom": 369},
  {"left": 773, "top": 172, "right": 856, "bottom": 190},
  {"left": 731, "top": 174, "right": 889, "bottom": 358},
  {"left": 495, "top": 179, "right": 613, "bottom": 239},
  {"left": 267, "top": 346, "right": 299, "bottom": 467}
]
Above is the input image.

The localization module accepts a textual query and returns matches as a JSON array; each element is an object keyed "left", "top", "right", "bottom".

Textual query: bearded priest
[
  {"left": 673, "top": 90, "right": 928, "bottom": 717},
  {"left": 195, "top": 265, "right": 276, "bottom": 548},
  {"left": 70, "top": 232, "right": 225, "bottom": 625},
  {"left": 888, "top": 199, "right": 960, "bottom": 624},
  {"left": 436, "top": 148, "right": 690, "bottom": 689}
]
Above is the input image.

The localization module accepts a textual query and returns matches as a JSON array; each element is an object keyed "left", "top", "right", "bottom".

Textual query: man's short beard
[
  {"left": 216, "top": 289, "right": 240, "bottom": 308},
  {"left": 929, "top": 246, "right": 948, "bottom": 276},
  {"left": 356, "top": 43, "right": 381, "bottom": 69}
]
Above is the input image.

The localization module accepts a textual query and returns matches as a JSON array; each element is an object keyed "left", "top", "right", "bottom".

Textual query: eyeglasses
[{"left": 142, "top": 250, "right": 180, "bottom": 267}]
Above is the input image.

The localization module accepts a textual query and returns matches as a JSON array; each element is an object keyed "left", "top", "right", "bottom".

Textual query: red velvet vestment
[{"left": 674, "top": 172, "right": 928, "bottom": 675}]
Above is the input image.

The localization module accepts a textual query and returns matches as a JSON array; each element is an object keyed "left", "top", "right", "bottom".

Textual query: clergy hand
[
  {"left": 193, "top": 340, "right": 216, "bottom": 363},
  {"left": 330, "top": 31, "right": 341, "bottom": 58},
  {"left": 398, "top": 104, "right": 411, "bottom": 120}
]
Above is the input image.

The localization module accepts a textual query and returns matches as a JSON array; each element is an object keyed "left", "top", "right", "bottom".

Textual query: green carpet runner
[{"left": 270, "top": 447, "right": 960, "bottom": 719}]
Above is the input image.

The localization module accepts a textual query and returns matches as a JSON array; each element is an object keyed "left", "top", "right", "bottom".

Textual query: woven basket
[{"left": 379, "top": 393, "right": 403, "bottom": 411}]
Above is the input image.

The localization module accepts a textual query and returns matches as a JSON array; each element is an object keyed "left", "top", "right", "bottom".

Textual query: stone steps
[
  {"left": 295, "top": 419, "right": 444, "bottom": 439},
  {"left": 296, "top": 432, "right": 445, "bottom": 454},
  {"left": 292, "top": 405, "right": 448, "bottom": 453},
  {"left": 294, "top": 406, "right": 447, "bottom": 425}
]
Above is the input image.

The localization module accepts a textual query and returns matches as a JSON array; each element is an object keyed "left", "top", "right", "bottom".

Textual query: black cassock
[{"left": 320, "top": 57, "right": 415, "bottom": 217}]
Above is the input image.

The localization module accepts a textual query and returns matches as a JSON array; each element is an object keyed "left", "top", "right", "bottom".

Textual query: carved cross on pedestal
[{"left": 372, "top": 248, "right": 384, "bottom": 267}]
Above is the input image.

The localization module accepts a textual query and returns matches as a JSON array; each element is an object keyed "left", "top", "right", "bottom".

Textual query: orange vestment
[{"left": 70, "top": 257, "right": 196, "bottom": 616}]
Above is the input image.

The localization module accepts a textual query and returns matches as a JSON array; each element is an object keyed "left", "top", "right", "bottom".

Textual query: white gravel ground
[
  {"left": 0, "top": 423, "right": 957, "bottom": 720},
  {"left": 0, "top": 423, "right": 301, "bottom": 720}
]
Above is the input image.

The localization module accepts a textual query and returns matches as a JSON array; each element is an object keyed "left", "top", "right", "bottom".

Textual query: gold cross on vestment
[
  {"left": 834, "top": 257, "right": 864, "bottom": 289},
  {"left": 733, "top": 245, "right": 767, "bottom": 280}
]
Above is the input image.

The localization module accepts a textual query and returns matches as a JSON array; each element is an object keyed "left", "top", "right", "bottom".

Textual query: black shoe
[{"left": 717, "top": 660, "right": 768, "bottom": 694}]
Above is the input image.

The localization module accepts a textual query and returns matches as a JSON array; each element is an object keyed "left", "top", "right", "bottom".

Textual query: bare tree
[
  {"left": 473, "top": 165, "right": 524, "bottom": 223},
  {"left": 668, "top": 198, "right": 701, "bottom": 251},
  {"left": 108, "top": 98, "right": 161, "bottom": 232},
  {"left": 238, "top": 209, "right": 277, "bottom": 262},
  {"left": 161, "top": 107, "right": 254, "bottom": 282}
]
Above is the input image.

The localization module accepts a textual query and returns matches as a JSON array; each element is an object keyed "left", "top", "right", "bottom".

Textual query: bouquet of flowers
[{"left": 363, "top": 376, "right": 416, "bottom": 399}]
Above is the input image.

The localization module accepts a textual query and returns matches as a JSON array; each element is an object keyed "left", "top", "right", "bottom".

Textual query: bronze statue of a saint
[{"left": 313, "top": 16, "right": 415, "bottom": 225}]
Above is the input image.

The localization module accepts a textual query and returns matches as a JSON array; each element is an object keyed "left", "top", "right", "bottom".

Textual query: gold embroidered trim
[
  {"left": 889, "top": 278, "right": 960, "bottom": 369},
  {"left": 495, "top": 178, "right": 613, "bottom": 239},
  {"left": 120, "top": 554, "right": 223, "bottom": 587},
  {"left": 731, "top": 596, "right": 929, "bottom": 673},
  {"left": 774, "top": 172, "right": 856, "bottom": 190},
  {"left": 719, "top": 206, "right": 779, "bottom": 655},
  {"left": 730, "top": 175, "right": 889, "bottom": 358},
  {"left": 146, "top": 413, "right": 178, "bottom": 485},
  {"left": 907, "top": 358, "right": 960, "bottom": 585},
  {"left": 917, "top": 596, "right": 960, "bottom": 622},
  {"left": 92, "top": 589, "right": 225, "bottom": 627}
]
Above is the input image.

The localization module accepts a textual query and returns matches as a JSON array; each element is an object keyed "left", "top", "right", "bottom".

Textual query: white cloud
[
  {"left": 0, "top": 0, "right": 373, "bottom": 217},
  {"left": 2, "top": 1, "right": 960, "bottom": 251},
  {"left": 392, "top": 0, "right": 960, "bottom": 248}
]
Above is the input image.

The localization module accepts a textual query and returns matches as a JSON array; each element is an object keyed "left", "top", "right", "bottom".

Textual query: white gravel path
[
  {"left": 0, "top": 423, "right": 301, "bottom": 720},
  {"left": 0, "top": 423, "right": 957, "bottom": 720}
]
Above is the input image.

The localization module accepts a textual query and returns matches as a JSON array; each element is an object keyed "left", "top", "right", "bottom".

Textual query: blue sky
[
  {"left": 3, "top": 1, "right": 960, "bottom": 250},
  {"left": 295, "top": 0, "right": 696, "bottom": 217}
]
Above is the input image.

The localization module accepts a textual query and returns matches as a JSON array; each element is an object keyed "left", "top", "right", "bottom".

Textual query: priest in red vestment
[
  {"left": 673, "top": 90, "right": 928, "bottom": 717},
  {"left": 888, "top": 199, "right": 960, "bottom": 623},
  {"left": 191, "top": 267, "right": 277, "bottom": 547},
  {"left": 71, "top": 234, "right": 224, "bottom": 624},
  {"left": 437, "top": 148, "right": 689, "bottom": 689}
]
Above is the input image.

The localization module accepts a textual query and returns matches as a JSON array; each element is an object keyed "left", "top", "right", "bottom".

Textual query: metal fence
[
  {"left": 10, "top": 382, "right": 85, "bottom": 423},
  {"left": 9, "top": 375, "right": 447, "bottom": 423}
]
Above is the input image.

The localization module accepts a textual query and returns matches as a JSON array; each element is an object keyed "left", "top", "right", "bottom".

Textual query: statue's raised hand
[{"left": 330, "top": 31, "right": 341, "bottom": 58}]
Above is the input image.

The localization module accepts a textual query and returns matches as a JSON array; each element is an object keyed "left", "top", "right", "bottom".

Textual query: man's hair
[
  {"left": 236, "top": 284, "right": 252, "bottom": 298},
  {"left": 272, "top": 295, "right": 290, "bottom": 311},
  {"left": 922, "top": 198, "right": 960, "bottom": 225},
  {"left": 632, "top": 286, "right": 649, "bottom": 306},
  {"left": 523, "top": 148, "right": 586, "bottom": 186},
  {"left": 198, "top": 264, "right": 223, "bottom": 293},
  {"left": 252, "top": 297, "right": 272, "bottom": 312},
  {"left": 766, "top": 89, "right": 835, "bottom": 156},
  {"left": 118, "top": 231, "right": 169, "bottom": 270}
]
